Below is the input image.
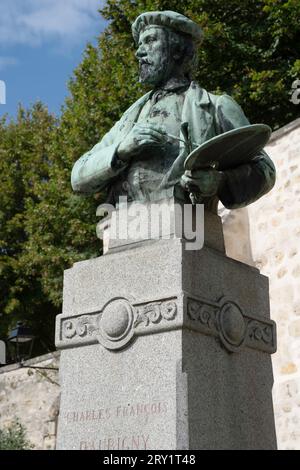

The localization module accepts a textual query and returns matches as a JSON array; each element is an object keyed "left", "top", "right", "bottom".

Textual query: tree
[
  {"left": 0, "top": 104, "right": 58, "bottom": 352},
  {"left": 100, "top": 0, "right": 300, "bottom": 128}
]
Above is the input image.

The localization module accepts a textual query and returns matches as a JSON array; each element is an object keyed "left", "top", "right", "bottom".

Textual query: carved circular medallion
[
  {"left": 218, "top": 301, "right": 246, "bottom": 352},
  {"left": 97, "top": 299, "right": 134, "bottom": 350},
  {"left": 101, "top": 303, "right": 130, "bottom": 338}
]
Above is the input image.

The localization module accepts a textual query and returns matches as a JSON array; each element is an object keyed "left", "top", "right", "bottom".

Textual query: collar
[
  {"left": 161, "top": 76, "right": 191, "bottom": 92},
  {"left": 151, "top": 77, "right": 191, "bottom": 97}
]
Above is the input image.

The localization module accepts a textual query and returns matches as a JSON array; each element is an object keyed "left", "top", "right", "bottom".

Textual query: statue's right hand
[{"left": 117, "top": 124, "right": 167, "bottom": 162}]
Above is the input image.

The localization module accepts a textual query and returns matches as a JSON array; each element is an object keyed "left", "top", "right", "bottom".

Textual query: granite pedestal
[{"left": 55, "top": 205, "right": 277, "bottom": 450}]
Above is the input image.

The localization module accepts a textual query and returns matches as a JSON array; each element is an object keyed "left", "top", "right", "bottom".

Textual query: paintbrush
[{"left": 128, "top": 120, "right": 199, "bottom": 147}]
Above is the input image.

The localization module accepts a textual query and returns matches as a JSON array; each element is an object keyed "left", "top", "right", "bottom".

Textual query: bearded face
[{"left": 136, "top": 26, "right": 174, "bottom": 87}]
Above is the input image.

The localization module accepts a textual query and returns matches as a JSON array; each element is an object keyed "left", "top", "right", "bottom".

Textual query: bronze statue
[{"left": 71, "top": 11, "right": 275, "bottom": 209}]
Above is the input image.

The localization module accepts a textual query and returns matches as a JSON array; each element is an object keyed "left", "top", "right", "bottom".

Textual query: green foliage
[
  {"left": 0, "top": 419, "right": 33, "bottom": 450},
  {"left": 0, "top": 0, "right": 299, "bottom": 349},
  {"left": 0, "top": 105, "right": 59, "bottom": 351},
  {"left": 100, "top": 0, "right": 300, "bottom": 128}
]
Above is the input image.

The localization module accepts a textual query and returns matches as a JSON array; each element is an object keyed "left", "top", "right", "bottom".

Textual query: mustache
[{"left": 138, "top": 58, "right": 152, "bottom": 66}]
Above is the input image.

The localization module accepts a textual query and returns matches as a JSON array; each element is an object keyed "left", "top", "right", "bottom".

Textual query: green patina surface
[{"left": 71, "top": 10, "right": 276, "bottom": 210}]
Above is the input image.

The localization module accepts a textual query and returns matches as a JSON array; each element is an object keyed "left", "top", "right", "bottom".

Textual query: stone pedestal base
[{"left": 55, "top": 238, "right": 277, "bottom": 450}]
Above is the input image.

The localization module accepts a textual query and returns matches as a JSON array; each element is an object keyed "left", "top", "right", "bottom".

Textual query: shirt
[{"left": 124, "top": 78, "right": 190, "bottom": 201}]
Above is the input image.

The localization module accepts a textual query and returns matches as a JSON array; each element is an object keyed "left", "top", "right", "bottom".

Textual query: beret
[{"left": 132, "top": 10, "right": 203, "bottom": 44}]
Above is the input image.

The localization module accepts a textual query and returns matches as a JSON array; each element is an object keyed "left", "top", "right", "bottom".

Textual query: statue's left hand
[{"left": 180, "top": 169, "right": 226, "bottom": 198}]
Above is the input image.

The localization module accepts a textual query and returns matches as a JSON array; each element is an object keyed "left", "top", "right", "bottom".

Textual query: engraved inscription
[
  {"left": 64, "top": 400, "right": 169, "bottom": 450},
  {"left": 64, "top": 400, "right": 168, "bottom": 425},
  {"left": 79, "top": 434, "right": 150, "bottom": 450}
]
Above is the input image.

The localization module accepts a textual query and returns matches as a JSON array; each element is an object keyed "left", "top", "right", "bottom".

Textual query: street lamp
[
  {"left": 0, "top": 340, "right": 6, "bottom": 365},
  {"left": 7, "top": 321, "right": 35, "bottom": 363}
]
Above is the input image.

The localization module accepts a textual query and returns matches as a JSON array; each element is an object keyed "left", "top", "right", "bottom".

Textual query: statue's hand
[
  {"left": 180, "top": 169, "right": 226, "bottom": 198},
  {"left": 117, "top": 124, "right": 167, "bottom": 162}
]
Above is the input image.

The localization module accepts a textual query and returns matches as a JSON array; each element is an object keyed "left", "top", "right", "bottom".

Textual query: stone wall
[
  {"left": 223, "top": 118, "right": 300, "bottom": 450},
  {"left": 0, "top": 352, "right": 60, "bottom": 450}
]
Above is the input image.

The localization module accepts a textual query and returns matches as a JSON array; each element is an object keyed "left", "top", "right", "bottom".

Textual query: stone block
[{"left": 56, "top": 238, "right": 277, "bottom": 450}]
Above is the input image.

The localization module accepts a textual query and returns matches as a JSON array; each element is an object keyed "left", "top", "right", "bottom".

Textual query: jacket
[{"left": 71, "top": 82, "right": 276, "bottom": 209}]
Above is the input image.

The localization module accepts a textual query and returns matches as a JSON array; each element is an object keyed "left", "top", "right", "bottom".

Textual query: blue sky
[{"left": 0, "top": 0, "right": 107, "bottom": 119}]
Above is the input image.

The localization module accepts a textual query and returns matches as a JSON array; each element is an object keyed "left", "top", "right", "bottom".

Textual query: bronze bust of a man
[{"left": 71, "top": 11, "right": 275, "bottom": 209}]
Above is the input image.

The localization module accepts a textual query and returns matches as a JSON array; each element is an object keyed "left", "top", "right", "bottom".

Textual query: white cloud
[
  {"left": 0, "top": 0, "right": 105, "bottom": 47},
  {"left": 0, "top": 57, "right": 19, "bottom": 71}
]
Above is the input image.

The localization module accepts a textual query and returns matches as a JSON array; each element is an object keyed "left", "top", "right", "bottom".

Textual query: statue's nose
[{"left": 135, "top": 44, "right": 147, "bottom": 59}]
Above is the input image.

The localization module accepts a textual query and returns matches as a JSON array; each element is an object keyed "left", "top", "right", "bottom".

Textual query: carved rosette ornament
[
  {"left": 186, "top": 295, "right": 276, "bottom": 354},
  {"left": 57, "top": 297, "right": 178, "bottom": 351},
  {"left": 97, "top": 299, "right": 134, "bottom": 350},
  {"left": 56, "top": 294, "right": 276, "bottom": 354},
  {"left": 217, "top": 302, "right": 247, "bottom": 353}
]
